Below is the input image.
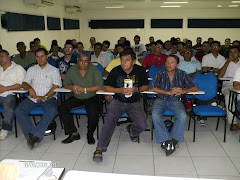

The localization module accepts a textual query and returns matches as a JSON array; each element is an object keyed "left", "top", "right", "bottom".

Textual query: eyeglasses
[
  {"left": 79, "top": 60, "right": 89, "bottom": 64},
  {"left": 65, "top": 47, "right": 72, "bottom": 50},
  {"left": 212, "top": 46, "right": 219, "bottom": 48},
  {"left": 184, "top": 52, "right": 192, "bottom": 54}
]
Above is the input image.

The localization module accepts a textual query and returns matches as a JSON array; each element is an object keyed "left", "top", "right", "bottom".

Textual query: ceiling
[{"left": 63, "top": 0, "right": 240, "bottom": 10}]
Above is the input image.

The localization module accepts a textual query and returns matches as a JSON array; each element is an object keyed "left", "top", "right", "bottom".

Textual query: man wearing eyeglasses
[
  {"left": 59, "top": 51, "right": 103, "bottom": 145},
  {"left": 178, "top": 48, "right": 201, "bottom": 78},
  {"left": 142, "top": 40, "right": 167, "bottom": 70},
  {"left": 202, "top": 41, "right": 226, "bottom": 74},
  {"left": 55, "top": 41, "right": 77, "bottom": 80}
]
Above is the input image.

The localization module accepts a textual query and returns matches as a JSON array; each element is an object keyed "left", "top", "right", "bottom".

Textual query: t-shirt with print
[
  {"left": 131, "top": 44, "right": 145, "bottom": 59},
  {"left": 104, "top": 64, "right": 149, "bottom": 103},
  {"left": 55, "top": 56, "right": 77, "bottom": 74}
]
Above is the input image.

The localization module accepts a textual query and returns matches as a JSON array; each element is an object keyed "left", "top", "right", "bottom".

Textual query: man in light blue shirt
[
  {"left": 178, "top": 48, "right": 201, "bottom": 77},
  {"left": 102, "top": 40, "right": 114, "bottom": 60}
]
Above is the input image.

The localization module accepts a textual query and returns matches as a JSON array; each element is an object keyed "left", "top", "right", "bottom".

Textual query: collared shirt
[
  {"left": 150, "top": 68, "right": 198, "bottom": 101},
  {"left": 91, "top": 51, "right": 111, "bottom": 68},
  {"left": 63, "top": 64, "right": 103, "bottom": 100},
  {"left": 178, "top": 59, "right": 202, "bottom": 75},
  {"left": 0, "top": 62, "right": 26, "bottom": 97},
  {"left": 11, "top": 52, "right": 36, "bottom": 69},
  {"left": 105, "top": 58, "right": 142, "bottom": 73},
  {"left": 219, "top": 58, "right": 240, "bottom": 86},
  {"left": 202, "top": 53, "right": 226, "bottom": 69},
  {"left": 24, "top": 63, "right": 62, "bottom": 103},
  {"left": 103, "top": 51, "right": 114, "bottom": 61},
  {"left": 55, "top": 55, "right": 77, "bottom": 74}
]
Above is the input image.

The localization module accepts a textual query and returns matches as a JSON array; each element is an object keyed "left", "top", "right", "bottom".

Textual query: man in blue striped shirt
[{"left": 150, "top": 55, "right": 199, "bottom": 156}]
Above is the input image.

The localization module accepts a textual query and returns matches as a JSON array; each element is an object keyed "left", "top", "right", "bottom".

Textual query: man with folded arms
[
  {"left": 93, "top": 48, "right": 149, "bottom": 162},
  {"left": 59, "top": 51, "right": 103, "bottom": 145},
  {"left": 150, "top": 55, "right": 199, "bottom": 156},
  {"left": 0, "top": 49, "right": 26, "bottom": 140},
  {"left": 15, "top": 48, "right": 61, "bottom": 149}
]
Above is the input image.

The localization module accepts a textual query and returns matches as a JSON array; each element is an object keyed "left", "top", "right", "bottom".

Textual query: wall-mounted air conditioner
[{"left": 65, "top": 6, "right": 81, "bottom": 13}]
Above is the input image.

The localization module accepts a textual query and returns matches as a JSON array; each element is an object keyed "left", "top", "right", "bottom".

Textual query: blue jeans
[
  {"left": 152, "top": 98, "right": 187, "bottom": 143},
  {"left": 0, "top": 95, "right": 17, "bottom": 131},
  {"left": 15, "top": 98, "right": 58, "bottom": 139}
]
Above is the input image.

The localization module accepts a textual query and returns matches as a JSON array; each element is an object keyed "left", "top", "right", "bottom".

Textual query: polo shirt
[
  {"left": 63, "top": 64, "right": 103, "bottom": 100},
  {"left": 202, "top": 53, "right": 226, "bottom": 69},
  {"left": 178, "top": 59, "right": 202, "bottom": 75},
  {"left": 91, "top": 51, "right": 111, "bottom": 68},
  {"left": 11, "top": 52, "right": 36, "bottom": 69},
  {"left": 142, "top": 53, "right": 167, "bottom": 69},
  {"left": 0, "top": 62, "right": 26, "bottom": 97},
  {"left": 105, "top": 58, "right": 142, "bottom": 73}
]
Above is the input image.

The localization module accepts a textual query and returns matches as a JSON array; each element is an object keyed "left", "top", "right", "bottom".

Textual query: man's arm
[
  {"left": 0, "top": 84, "right": 22, "bottom": 94},
  {"left": 218, "top": 57, "right": 231, "bottom": 77},
  {"left": 22, "top": 82, "right": 37, "bottom": 98},
  {"left": 233, "top": 81, "right": 240, "bottom": 90},
  {"left": 150, "top": 88, "right": 173, "bottom": 95},
  {"left": 103, "top": 70, "right": 109, "bottom": 77}
]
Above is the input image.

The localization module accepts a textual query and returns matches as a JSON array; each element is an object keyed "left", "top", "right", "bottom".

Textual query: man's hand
[
  {"left": 29, "top": 88, "right": 37, "bottom": 99},
  {"left": 171, "top": 87, "right": 186, "bottom": 96},
  {"left": 61, "top": 74, "right": 66, "bottom": 80},
  {"left": 119, "top": 87, "right": 132, "bottom": 95},
  {"left": 36, "top": 96, "right": 47, "bottom": 103},
  {"left": 73, "top": 85, "right": 84, "bottom": 95},
  {"left": 0, "top": 85, "right": 7, "bottom": 94}
]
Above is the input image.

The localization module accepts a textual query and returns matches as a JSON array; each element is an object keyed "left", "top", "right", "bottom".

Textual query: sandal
[
  {"left": 93, "top": 149, "right": 103, "bottom": 162},
  {"left": 126, "top": 124, "right": 139, "bottom": 143}
]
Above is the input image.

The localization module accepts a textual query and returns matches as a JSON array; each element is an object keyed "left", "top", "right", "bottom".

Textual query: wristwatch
[
  {"left": 84, "top": 88, "right": 87, "bottom": 94},
  {"left": 45, "top": 95, "right": 48, "bottom": 99}
]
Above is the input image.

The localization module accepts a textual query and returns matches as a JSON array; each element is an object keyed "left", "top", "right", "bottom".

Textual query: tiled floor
[{"left": 1, "top": 115, "right": 240, "bottom": 179}]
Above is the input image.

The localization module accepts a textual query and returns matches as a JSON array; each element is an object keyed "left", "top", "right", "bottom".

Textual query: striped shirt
[
  {"left": 24, "top": 63, "right": 62, "bottom": 103},
  {"left": 150, "top": 68, "right": 198, "bottom": 101}
]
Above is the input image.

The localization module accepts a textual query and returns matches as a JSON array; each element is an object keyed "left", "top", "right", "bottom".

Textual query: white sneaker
[
  {"left": 198, "top": 119, "right": 206, "bottom": 127},
  {"left": 0, "top": 129, "right": 8, "bottom": 140}
]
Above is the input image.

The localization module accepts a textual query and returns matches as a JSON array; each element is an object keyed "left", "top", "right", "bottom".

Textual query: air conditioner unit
[
  {"left": 24, "top": 0, "right": 54, "bottom": 6},
  {"left": 65, "top": 6, "right": 81, "bottom": 13}
]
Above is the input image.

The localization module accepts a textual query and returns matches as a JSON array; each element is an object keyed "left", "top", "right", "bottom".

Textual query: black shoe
[
  {"left": 32, "top": 136, "right": 42, "bottom": 148},
  {"left": 87, "top": 136, "right": 95, "bottom": 145},
  {"left": 62, "top": 133, "right": 80, "bottom": 144},
  {"left": 165, "top": 139, "right": 178, "bottom": 156},
  {"left": 161, "top": 141, "right": 167, "bottom": 150},
  {"left": 27, "top": 133, "right": 34, "bottom": 150}
]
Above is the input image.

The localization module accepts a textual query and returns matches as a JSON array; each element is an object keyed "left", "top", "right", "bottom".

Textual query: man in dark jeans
[
  {"left": 93, "top": 48, "right": 149, "bottom": 162},
  {"left": 59, "top": 51, "right": 103, "bottom": 145}
]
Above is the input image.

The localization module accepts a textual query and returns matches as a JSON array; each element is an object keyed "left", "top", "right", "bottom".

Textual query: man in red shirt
[
  {"left": 142, "top": 40, "right": 167, "bottom": 69},
  {"left": 195, "top": 41, "right": 211, "bottom": 62}
]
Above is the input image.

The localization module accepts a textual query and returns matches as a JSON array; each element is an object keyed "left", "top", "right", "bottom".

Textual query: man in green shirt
[
  {"left": 59, "top": 51, "right": 103, "bottom": 145},
  {"left": 11, "top": 42, "right": 36, "bottom": 69}
]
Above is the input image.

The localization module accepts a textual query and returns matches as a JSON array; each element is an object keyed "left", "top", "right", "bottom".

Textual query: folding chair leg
[
  {"left": 14, "top": 118, "right": 18, "bottom": 138},
  {"left": 216, "top": 117, "right": 220, "bottom": 131},
  {"left": 230, "top": 116, "right": 235, "bottom": 131},
  {"left": 33, "top": 116, "right": 37, "bottom": 125},
  {"left": 193, "top": 116, "right": 196, "bottom": 142},
  {"left": 151, "top": 120, "right": 154, "bottom": 141},
  {"left": 223, "top": 116, "right": 227, "bottom": 142},
  {"left": 188, "top": 115, "right": 191, "bottom": 130},
  {"left": 75, "top": 115, "right": 80, "bottom": 127}
]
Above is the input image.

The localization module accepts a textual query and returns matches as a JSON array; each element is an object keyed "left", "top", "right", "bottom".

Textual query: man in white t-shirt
[
  {"left": 219, "top": 46, "right": 240, "bottom": 131},
  {"left": 131, "top": 35, "right": 145, "bottom": 62},
  {"left": 202, "top": 41, "right": 226, "bottom": 74},
  {"left": 0, "top": 49, "right": 26, "bottom": 140},
  {"left": 48, "top": 44, "right": 64, "bottom": 60},
  {"left": 91, "top": 42, "right": 111, "bottom": 69}
]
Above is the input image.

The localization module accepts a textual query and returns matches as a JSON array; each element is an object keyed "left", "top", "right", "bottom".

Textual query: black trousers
[{"left": 58, "top": 96, "right": 99, "bottom": 137}]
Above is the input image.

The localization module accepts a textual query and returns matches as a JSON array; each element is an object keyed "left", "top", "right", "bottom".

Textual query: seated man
[
  {"left": 219, "top": 46, "right": 240, "bottom": 131},
  {"left": 202, "top": 41, "right": 226, "bottom": 74},
  {"left": 93, "top": 48, "right": 149, "bottom": 162},
  {"left": 12, "top": 42, "right": 36, "bottom": 69},
  {"left": 59, "top": 51, "right": 103, "bottom": 145},
  {"left": 178, "top": 48, "right": 201, "bottom": 77},
  {"left": 150, "top": 55, "right": 199, "bottom": 156},
  {"left": 55, "top": 41, "right": 77, "bottom": 80},
  {"left": 15, "top": 48, "right": 61, "bottom": 149},
  {"left": 0, "top": 50, "right": 26, "bottom": 140}
]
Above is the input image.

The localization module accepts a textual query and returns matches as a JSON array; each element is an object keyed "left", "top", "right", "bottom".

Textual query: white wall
[
  {"left": 0, "top": 0, "right": 80, "bottom": 55},
  {"left": 0, "top": 0, "right": 240, "bottom": 54}
]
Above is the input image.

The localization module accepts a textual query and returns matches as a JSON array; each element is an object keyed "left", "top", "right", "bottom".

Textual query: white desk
[
  {"left": 9, "top": 89, "right": 28, "bottom": 93},
  {"left": 63, "top": 170, "right": 213, "bottom": 180},
  {"left": 54, "top": 88, "right": 72, "bottom": 93},
  {"left": 228, "top": 87, "right": 240, "bottom": 94},
  {"left": 218, "top": 77, "right": 232, "bottom": 81}
]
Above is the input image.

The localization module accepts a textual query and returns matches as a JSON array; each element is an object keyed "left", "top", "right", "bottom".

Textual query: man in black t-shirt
[{"left": 93, "top": 48, "right": 149, "bottom": 162}]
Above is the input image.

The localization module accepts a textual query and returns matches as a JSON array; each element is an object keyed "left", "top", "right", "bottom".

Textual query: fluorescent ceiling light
[
  {"left": 105, "top": 6, "right": 125, "bottom": 8},
  {"left": 163, "top": 2, "right": 188, "bottom": 4},
  {"left": 160, "top": 5, "right": 181, "bottom": 7},
  {"left": 232, "top": 1, "right": 240, "bottom": 3},
  {"left": 228, "top": 4, "right": 239, "bottom": 7},
  {"left": 217, "top": 5, "right": 222, "bottom": 7}
]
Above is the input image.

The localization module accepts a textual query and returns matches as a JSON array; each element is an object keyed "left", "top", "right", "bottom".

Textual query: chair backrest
[
  {"left": 92, "top": 62, "right": 104, "bottom": 77},
  {"left": 148, "top": 63, "right": 165, "bottom": 79},
  {"left": 193, "top": 71, "right": 217, "bottom": 101}
]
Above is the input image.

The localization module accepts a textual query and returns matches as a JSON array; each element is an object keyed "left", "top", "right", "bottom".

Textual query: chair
[
  {"left": 29, "top": 107, "right": 56, "bottom": 140},
  {"left": 0, "top": 106, "right": 18, "bottom": 138},
  {"left": 188, "top": 72, "right": 227, "bottom": 142},
  {"left": 91, "top": 62, "right": 104, "bottom": 76},
  {"left": 228, "top": 88, "right": 240, "bottom": 141}
]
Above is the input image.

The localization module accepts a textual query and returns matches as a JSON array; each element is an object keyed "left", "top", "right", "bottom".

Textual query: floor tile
[
  {"left": 117, "top": 141, "right": 152, "bottom": 155},
  {"left": 187, "top": 141, "right": 227, "bottom": 157},
  {"left": 184, "top": 130, "right": 217, "bottom": 142},
  {"left": 154, "top": 156, "right": 197, "bottom": 176},
  {"left": 73, "top": 153, "right": 115, "bottom": 173},
  {"left": 0, "top": 151, "right": 10, "bottom": 161},
  {"left": 5, "top": 151, "right": 44, "bottom": 160},
  {"left": 113, "top": 154, "right": 154, "bottom": 175},
  {"left": 230, "top": 157, "right": 240, "bottom": 173},
  {"left": 220, "top": 142, "right": 240, "bottom": 157},
  {"left": 192, "top": 157, "right": 239, "bottom": 176},
  {"left": 199, "top": 175, "right": 240, "bottom": 180}
]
